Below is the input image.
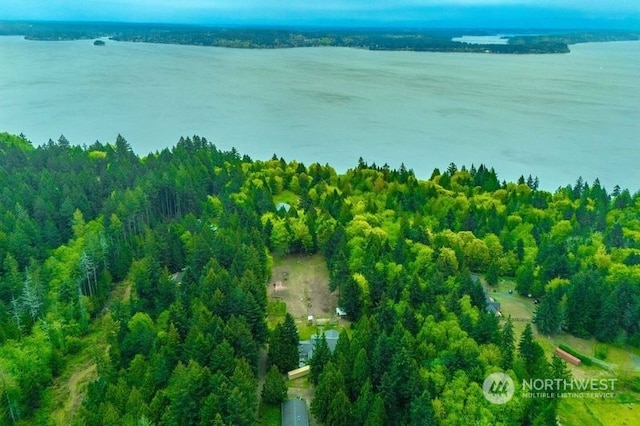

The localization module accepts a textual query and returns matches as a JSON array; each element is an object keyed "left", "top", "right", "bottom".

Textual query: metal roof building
[{"left": 282, "top": 398, "right": 309, "bottom": 426}]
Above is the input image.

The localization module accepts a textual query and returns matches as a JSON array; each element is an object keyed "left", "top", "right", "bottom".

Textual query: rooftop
[{"left": 282, "top": 398, "right": 309, "bottom": 426}]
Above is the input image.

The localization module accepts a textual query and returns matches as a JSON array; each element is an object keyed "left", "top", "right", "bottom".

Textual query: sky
[{"left": 1, "top": 0, "right": 639, "bottom": 29}]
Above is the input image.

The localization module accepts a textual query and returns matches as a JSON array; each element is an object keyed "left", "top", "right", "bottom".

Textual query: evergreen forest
[{"left": 0, "top": 131, "right": 639, "bottom": 425}]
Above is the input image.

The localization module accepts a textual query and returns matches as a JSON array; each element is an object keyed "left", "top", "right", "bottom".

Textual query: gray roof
[
  {"left": 311, "top": 329, "right": 340, "bottom": 352},
  {"left": 276, "top": 202, "right": 292, "bottom": 212},
  {"left": 487, "top": 301, "right": 501, "bottom": 313},
  {"left": 282, "top": 398, "right": 309, "bottom": 426},
  {"left": 299, "top": 329, "right": 341, "bottom": 362},
  {"left": 299, "top": 340, "right": 314, "bottom": 362}
]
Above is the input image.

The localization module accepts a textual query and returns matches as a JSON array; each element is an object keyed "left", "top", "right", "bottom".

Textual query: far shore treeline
[{"left": 1, "top": 20, "right": 639, "bottom": 53}]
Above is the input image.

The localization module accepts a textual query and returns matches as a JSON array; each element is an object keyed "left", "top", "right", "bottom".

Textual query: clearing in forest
[
  {"left": 269, "top": 253, "right": 336, "bottom": 323},
  {"left": 486, "top": 277, "right": 640, "bottom": 426}
]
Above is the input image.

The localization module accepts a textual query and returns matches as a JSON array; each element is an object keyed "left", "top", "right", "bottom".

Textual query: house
[
  {"left": 336, "top": 307, "right": 347, "bottom": 317},
  {"left": 282, "top": 398, "right": 309, "bottom": 426},
  {"left": 484, "top": 289, "right": 501, "bottom": 316},
  {"left": 298, "top": 329, "right": 340, "bottom": 364},
  {"left": 487, "top": 299, "right": 501, "bottom": 315}
]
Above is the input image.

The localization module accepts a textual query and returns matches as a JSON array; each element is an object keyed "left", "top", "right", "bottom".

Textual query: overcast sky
[{"left": 2, "top": 0, "right": 639, "bottom": 28}]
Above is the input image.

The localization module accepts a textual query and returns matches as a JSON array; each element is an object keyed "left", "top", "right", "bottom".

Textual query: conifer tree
[
  {"left": 310, "top": 333, "right": 331, "bottom": 385},
  {"left": 518, "top": 323, "right": 545, "bottom": 377},
  {"left": 268, "top": 313, "right": 299, "bottom": 373},
  {"left": 262, "top": 365, "right": 287, "bottom": 405},
  {"left": 534, "top": 289, "right": 563, "bottom": 335},
  {"left": 501, "top": 316, "right": 515, "bottom": 370}
]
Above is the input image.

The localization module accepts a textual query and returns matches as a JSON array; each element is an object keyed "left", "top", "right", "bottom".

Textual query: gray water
[{"left": 1, "top": 36, "right": 638, "bottom": 191}]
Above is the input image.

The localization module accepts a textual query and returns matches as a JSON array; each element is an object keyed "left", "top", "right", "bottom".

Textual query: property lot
[{"left": 270, "top": 253, "right": 336, "bottom": 322}]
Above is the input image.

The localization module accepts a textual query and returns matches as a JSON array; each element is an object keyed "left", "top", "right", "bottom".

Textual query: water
[
  {"left": 1, "top": 36, "right": 638, "bottom": 191},
  {"left": 451, "top": 35, "right": 509, "bottom": 44}
]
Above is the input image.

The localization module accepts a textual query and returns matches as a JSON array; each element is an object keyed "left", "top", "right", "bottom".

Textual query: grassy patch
[
  {"left": 270, "top": 253, "right": 334, "bottom": 321},
  {"left": 595, "top": 342, "right": 609, "bottom": 360},
  {"left": 267, "top": 299, "right": 288, "bottom": 330},
  {"left": 273, "top": 190, "right": 299, "bottom": 206},
  {"left": 288, "top": 376, "right": 312, "bottom": 389},
  {"left": 605, "top": 345, "right": 634, "bottom": 369},
  {"left": 558, "top": 343, "right": 593, "bottom": 366},
  {"left": 32, "top": 281, "right": 131, "bottom": 425},
  {"left": 297, "top": 323, "right": 318, "bottom": 340},
  {"left": 494, "top": 275, "right": 640, "bottom": 424},
  {"left": 268, "top": 299, "right": 287, "bottom": 317},
  {"left": 558, "top": 388, "right": 640, "bottom": 425},
  {"left": 558, "top": 398, "right": 604, "bottom": 426},
  {"left": 258, "top": 402, "right": 282, "bottom": 426}
]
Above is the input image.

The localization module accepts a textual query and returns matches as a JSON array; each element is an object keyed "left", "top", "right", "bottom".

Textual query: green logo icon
[{"left": 483, "top": 372, "right": 515, "bottom": 404}]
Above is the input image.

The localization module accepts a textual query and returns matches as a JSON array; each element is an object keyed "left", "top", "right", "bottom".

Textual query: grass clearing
[
  {"left": 273, "top": 190, "right": 299, "bottom": 206},
  {"left": 270, "top": 253, "right": 335, "bottom": 322},
  {"left": 258, "top": 402, "right": 282, "bottom": 426},
  {"left": 33, "top": 281, "right": 131, "bottom": 425},
  {"left": 268, "top": 253, "right": 350, "bottom": 337},
  {"left": 488, "top": 276, "right": 640, "bottom": 425}
]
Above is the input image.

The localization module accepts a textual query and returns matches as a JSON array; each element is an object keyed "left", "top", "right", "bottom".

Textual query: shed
[
  {"left": 287, "top": 365, "right": 311, "bottom": 381},
  {"left": 282, "top": 398, "right": 309, "bottom": 426},
  {"left": 555, "top": 348, "right": 582, "bottom": 366}
]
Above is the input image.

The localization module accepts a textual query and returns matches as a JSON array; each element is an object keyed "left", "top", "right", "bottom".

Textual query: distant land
[{"left": 1, "top": 21, "right": 638, "bottom": 54}]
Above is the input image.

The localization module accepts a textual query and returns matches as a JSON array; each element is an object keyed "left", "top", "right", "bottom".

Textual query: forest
[
  {"left": 0, "top": 130, "right": 639, "bottom": 425},
  {"left": 1, "top": 20, "right": 639, "bottom": 53}
]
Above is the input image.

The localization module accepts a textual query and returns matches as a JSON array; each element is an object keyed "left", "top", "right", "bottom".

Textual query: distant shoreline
[{"left": 1, "top": 21, "right": 639, "bottom": 54}]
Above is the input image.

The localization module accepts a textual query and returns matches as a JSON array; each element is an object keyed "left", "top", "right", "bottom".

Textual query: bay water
[{"left": 1, "top": 36, "right": 638, "bottom": 191}]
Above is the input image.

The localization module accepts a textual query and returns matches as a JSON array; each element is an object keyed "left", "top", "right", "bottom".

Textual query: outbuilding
[
  {"left": 282, "top": 398, "right": 309, "bottom": 426},
  {"left": 554, "top": 348, "right": 582, "bottom": 366}
]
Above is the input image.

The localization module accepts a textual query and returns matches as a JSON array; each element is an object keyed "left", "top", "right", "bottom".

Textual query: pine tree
[
  {"left": 409, "top": 391, "right": 437, "bottom": 426},
  {"left": 268, "top": 314, "right": 299, "bottom": 373},
  {"left": 519, "top": 323, "right": 545, "bottom": 378},
  {"left": 340, "top": 276, "right": 363, "bottom": 322},
  {"left": 501, "top": 316, "right": 515, "bottom": 370},
  {"left": 326, "top": 390, "right": 351, "bottom": 426},
  {"left": 311, "top": 361, "right": 345, "bottom": 424},
  {"left": 485, "top": 261, "right": 499, "bottom": 286},
  {"left": 310, "top": 333, "right": 331, "bottom": 385},
  {"left": 534, "top": 289, "right": 562, "bottom": 335},
  {"left": 261, "top": 365, "right": 287, "bottom": 405},
  {"left": 595, "top": 294, "right": 619, "bottom": 342}
]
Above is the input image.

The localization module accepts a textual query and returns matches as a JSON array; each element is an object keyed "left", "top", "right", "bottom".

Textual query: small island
[{"left": 93, "top": 39, "right": 105, "bottom": 46}]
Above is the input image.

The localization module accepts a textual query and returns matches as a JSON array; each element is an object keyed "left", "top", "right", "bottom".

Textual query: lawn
[
  {"left": 487, "top": 276, "right": 640, "bottom": 425},
  {"left": 269, "top": 253, "right": 335, "bottom": 322},
  {"left": 258, "top": 403, "right": 282, "bottom": 426},
  {"left": 273, "top": 190, "right": 299, "bottom": 206}
]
